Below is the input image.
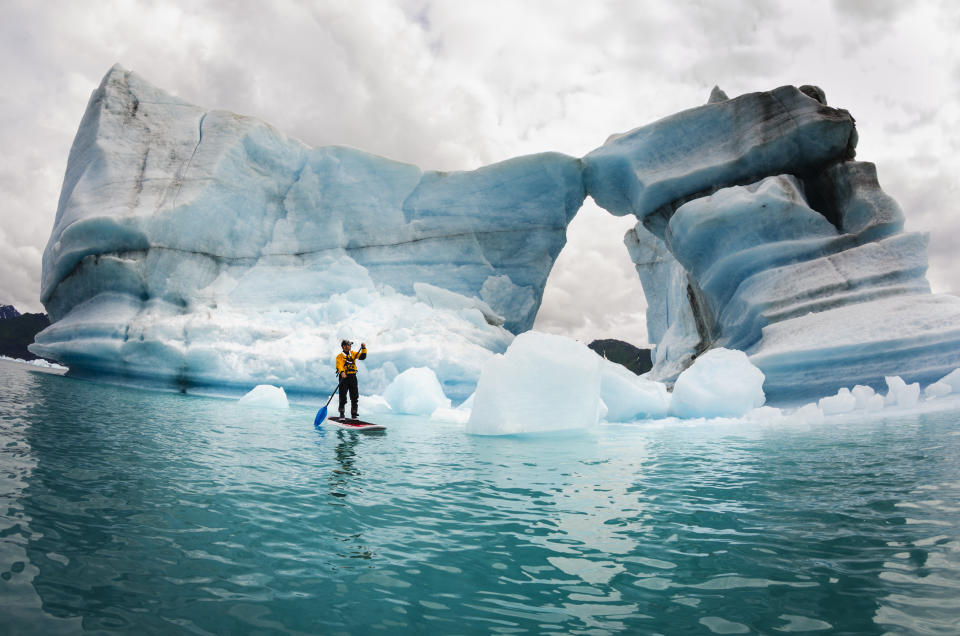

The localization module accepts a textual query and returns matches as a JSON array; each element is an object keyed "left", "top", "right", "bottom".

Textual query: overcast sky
[{"left": 2, "top": 0, "right": 958, "bottom": 346}]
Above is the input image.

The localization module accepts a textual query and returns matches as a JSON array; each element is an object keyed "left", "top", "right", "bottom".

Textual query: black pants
[{"left": 338, "top": 374, "right": 359, "bottom": 418}]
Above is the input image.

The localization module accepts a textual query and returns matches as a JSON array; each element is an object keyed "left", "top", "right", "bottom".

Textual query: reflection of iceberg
[{"left": 32, "top": 68, "right": 960, "bottom": 403}]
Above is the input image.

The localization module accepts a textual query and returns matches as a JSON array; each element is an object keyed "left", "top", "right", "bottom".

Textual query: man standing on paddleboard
[{"left": 337, "top": 339, "right": 367, "bottom": 420}]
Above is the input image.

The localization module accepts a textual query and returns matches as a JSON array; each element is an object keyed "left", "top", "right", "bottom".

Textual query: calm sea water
[{"left": 1, "top": 359, "right": 959, "bottom": 635}]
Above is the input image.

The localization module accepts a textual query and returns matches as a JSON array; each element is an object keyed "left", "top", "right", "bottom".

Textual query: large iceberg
[
  {"left": 30, "top": 66, "right": 584, "bottom": 400},
  {"left": 31, "top": 68, "right": 960, "bottom": 404}
]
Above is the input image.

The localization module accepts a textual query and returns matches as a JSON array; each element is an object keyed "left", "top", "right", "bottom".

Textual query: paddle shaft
[{"left": 324, "top": 375, "right": 343, "bottom": 407}]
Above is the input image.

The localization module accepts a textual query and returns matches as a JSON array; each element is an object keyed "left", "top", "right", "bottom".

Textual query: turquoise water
[{"left": 1, "top": 359, "right": 959, "bottom": 634}]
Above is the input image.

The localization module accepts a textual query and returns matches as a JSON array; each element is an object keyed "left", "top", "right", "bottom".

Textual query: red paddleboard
[{"left": 328, "top": 416, "right": 386, "bottom": 432}]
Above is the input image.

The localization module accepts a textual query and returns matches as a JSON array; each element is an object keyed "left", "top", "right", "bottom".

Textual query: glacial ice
[
  {"left": 925, "top": 369, "right": 960, "bottom": 399},
  {"left": 466, "top": 331, "right": 603, "bottom": 435},
  {"left": 668, "top": 348, "right": 766, "bottom": 419},
  {"left": 884, "top": 376, "right": 920, "bottom": 409},
  {"left": 623, "top": 226, "right": 700, "bottom": 382},
  {"left": 818, "top": 388, "right": 857, "bottom": 415},
  {"left": 582, "top": 85, "right": 856, "bottom": 228},
  {"left": 31, "top": 67, "right": 960, "bottom": 406},
  {"left": 599, "top": 357, "right": 670, "bottom": 421},
  {"left": 851, "top": 385, "right": 885, "bottom": 412},
  {"left": 382, "top": 367, "right": 451, "bottom": 416},
  {"left": 31, "top": 66, "right": 582, "bottom": 400},
  {"left": 238, "top": 384, "right": 289, "bottom": 409},
  {"left": 601, "top": 90, "right": 960, "bottom": 401}
]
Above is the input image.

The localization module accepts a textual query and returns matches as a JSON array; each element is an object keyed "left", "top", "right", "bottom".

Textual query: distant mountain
[
  {"left": 588, "top": 339, "right": 653, "bottom": 375},
  {"left": 0, "top": 310, "right": 51, "bottom": 361}
]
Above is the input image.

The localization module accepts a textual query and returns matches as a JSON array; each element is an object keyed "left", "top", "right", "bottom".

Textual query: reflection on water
[{"left": 1, "top": 358, "right": 959, "bottom": 634}]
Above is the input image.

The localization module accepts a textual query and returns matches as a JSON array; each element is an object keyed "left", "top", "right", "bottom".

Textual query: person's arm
[
  {"left": 358, "top": 343, "right": 367, "bottom": 360},
  {"left": 336, "top": 353, "right": 346, "bottom": 378}
]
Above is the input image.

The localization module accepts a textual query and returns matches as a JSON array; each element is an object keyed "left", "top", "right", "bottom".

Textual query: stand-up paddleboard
[{"left": 327, "top": 416, "right": 386, "bottom": 432}]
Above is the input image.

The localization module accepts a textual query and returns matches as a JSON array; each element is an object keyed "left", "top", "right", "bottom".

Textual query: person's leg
[
  {"left": 348, "top": 375, "right": 359, "bottom": 419},
  {"left": 338, "top": 378, "right": 348, "bottom": 418}
]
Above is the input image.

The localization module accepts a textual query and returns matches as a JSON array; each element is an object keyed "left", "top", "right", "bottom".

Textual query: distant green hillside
[
  {"left": 588, "top": 339, "right": 652, "bottom": 375},
  {"left": 0, "top": 313, "right": 50, "bottom": 361}
]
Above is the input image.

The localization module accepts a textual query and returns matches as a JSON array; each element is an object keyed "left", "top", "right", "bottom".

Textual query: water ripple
[{"left": 1, "top": 361, "right": 960, "bottom": 633}]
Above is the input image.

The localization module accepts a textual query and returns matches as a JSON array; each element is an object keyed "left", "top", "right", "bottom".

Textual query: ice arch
[
  {"left": 582, "top": 85, "right": 960, "bottom": 400},
  {"left": 31, "top": 67, "right": 960, "bottom": 402},
  {"left": 533, "top": 201, "right": 649, "bottom": 347}
]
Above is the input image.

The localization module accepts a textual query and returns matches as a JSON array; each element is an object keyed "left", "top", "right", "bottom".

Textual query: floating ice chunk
[
  {"left": 937, "top": 368, "right": 960, "bottom": 391},
  {"left": 383, "top": 367, "right": 451, "bottom": 416},
  {"left": 818, "top": 388, "right": 857, "bottom": 415},
  {"left": 598, "top": 399, "right": 609, "bottom": 422},
  {"left": 358, "top": 394, "right": 393, "bottom": 415},
  {"left": 238, "top": 384, "right": 289, "bottom": 409},
  {"left": 925, "top": 368, "right": 960, "bottom": 399},
  {"left": 668, "top": 348, "right": 765, "bottom": 418},
  {"left": 884, "top": 376, "right": 920, "bottom": 408},
  {"left": 599, "top": 357, "right": 669, "bottom": 421},
  {"left": 790, "top": 402, "right": 824, "bottom": 422},
  {"left": 430, "top": 406, "right": 471, "bottom": 424},
  {"left": 0, "top": 355, "right": 68, "bottom": 370},
  {"left": 851, "top": 385, "right": 885, "bottom": 411},
  {"left": 457, "top": 392, "right": 475, "bottom": 410},
  {"left": 746, "top": 406, "right": 784, "bottom": 423},
  {"left": 467, "top": 331, "right": 602, "bottom": 435},
  {"left": 925, "top": 381, "right": 952, "bottom": 399}
]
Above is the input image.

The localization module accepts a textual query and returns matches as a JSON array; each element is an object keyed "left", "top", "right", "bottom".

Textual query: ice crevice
[{"left": 171, "top": 111, "right": 208, "bottom": 209}]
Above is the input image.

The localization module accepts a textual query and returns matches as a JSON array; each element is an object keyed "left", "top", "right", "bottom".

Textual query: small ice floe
[
  {"left": 383, "top": 367, "right": 451, "bottom": 416},
  {"left": 238, "top": 384, "right": 289, "bottom": 409},
  {"left": 884, "top": 376, "right": 920, "bottom": 409},
  {"left": 668, "top": 348, "right": 766, "bottom": 419},
  {"left": 924, "top": 369, "right": 960, "bottom": 399},
  {"left": 467, "top": 331, "right": 603, "bottom": 435}
]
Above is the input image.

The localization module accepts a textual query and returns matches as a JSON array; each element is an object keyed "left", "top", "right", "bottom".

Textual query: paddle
[{"left": 314, "top": 376, "right": 343, "bottom": 427}]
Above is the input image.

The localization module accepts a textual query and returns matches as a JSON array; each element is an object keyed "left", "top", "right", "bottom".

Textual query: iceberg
[
  {"left": 30, "top": 66, "right": 584, "bottom": 400},
  {"left": 31, "top": 68, "right": 960, "bottom": 405},
  {"left": 925, "top": 369, "right": 960, "bottom": 399},
  {"left": 382, "top": 367, "right": 451, "bottom": 416},
  {"left": 818, "top": 387, "right": 857, "bottom": 415},
  {"left": 599, "top": 357, "right": 670, "bottom": 421},
  {"left": 582, "top": 85, "right": 857, "bottom": 231},
  {"left": 238, "top": 384, "right": 289, "bottom": 409},
  {"left": 467, "top": 331, "right": 603, "bottom": 435},
  {"left": 595, "top": 87, "right": 960, "bottom": 401},
  {"left": 668, "top": 348, "right": 766, "bottom": 419}
]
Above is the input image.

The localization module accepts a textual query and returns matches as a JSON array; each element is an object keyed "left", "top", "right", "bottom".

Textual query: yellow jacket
[{"left": 336, "top": 345, "right": 367, "bottom": 375}]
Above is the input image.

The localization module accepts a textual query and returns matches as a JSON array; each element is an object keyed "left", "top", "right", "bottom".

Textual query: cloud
[{"left": 1, "top": 0, "right": 959, "bottom": 347}]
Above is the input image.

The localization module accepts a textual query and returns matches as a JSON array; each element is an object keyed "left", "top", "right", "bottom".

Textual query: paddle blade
[{"left": 314, "top": 405, "right": 328, "bottom": 427}]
